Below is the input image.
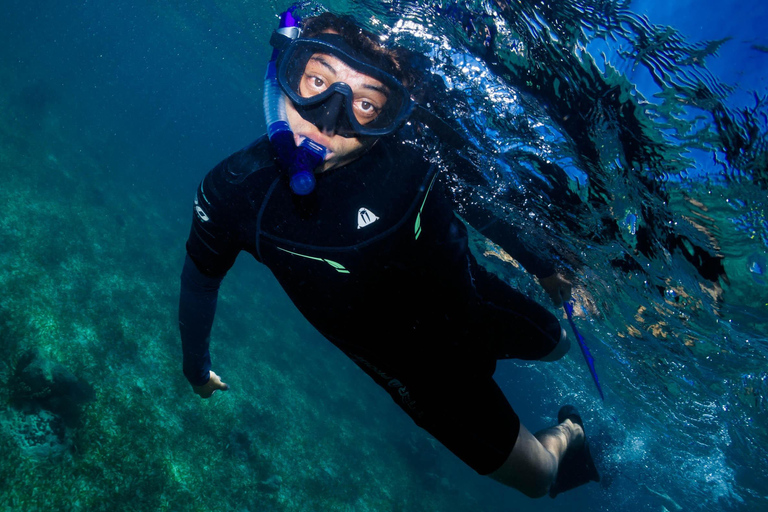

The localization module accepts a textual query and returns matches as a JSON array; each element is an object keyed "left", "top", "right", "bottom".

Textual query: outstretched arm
[
  {"left": 440, "top": 158, "right": 570, "bottom": 305},
  {"left": 179, "top": 254, "right": 229, "bottom": 396},
  {"left": 179, "top": 150, "right": 257, "bottom": 395},
  {"left": 461, "top": 205, "right": 571, "bottom": 306}
]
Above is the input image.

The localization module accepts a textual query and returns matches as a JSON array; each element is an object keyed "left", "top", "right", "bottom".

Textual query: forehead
[{"left": 305, "top": 52, "right": 387, "bottom": 89}]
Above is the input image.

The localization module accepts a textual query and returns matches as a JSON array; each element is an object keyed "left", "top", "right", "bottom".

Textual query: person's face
[{"left": 285, "top": 52, "right": 388, "bottom": 172}]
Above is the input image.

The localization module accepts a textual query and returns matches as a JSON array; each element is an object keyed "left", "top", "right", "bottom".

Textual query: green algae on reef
[{"left": 0, "top": 81, "right": 505, "bottom": 512}]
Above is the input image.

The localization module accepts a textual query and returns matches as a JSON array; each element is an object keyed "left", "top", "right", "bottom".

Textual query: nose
[{"left": 315, "top": 92, "right": 345, "bottom": 136}]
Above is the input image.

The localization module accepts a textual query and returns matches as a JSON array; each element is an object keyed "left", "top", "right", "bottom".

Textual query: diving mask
[{"left": 275, "top": 33, "right": 413, "bottom": 137}]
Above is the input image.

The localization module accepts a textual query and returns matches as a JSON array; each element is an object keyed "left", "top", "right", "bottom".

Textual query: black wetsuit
[{"left": 179, "top": 135, "right": 562, "bottom": 474}]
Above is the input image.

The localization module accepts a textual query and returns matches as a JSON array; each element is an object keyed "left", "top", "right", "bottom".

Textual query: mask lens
[{"left": 276, "top": 38, "right": 412, "bottom": 136}]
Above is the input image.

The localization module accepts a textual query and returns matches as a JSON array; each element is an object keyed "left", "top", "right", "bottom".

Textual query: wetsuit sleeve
[
  {"left": 179, "top": 152, "right": 256, "bottom": 385},
  {"left": 441, "top": 173, "right": 556, "bottom": 278},
  {"left": 179, "top": 254, "right": 222, "bottom": 386},
  {"left": 471, "top": 215, "right": 555, "bottom": 277}
]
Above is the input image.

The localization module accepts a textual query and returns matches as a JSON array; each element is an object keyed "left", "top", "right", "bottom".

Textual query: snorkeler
[{"left": 178, "top": 11, "right": 599, "bottom": 499}]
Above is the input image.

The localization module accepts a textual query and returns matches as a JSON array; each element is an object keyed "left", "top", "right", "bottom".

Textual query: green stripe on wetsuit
[
  {"left": 415, "top": 172, "right": 439, "bottom": 240},
  {"left": 276, "top": 247, "right": 350, "bottom": 274}
]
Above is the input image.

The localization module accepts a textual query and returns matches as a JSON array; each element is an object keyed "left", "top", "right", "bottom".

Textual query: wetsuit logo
[
  {"left": 357, "top": 207, "right": 379, "bottom": 229},
  {"left": 194, "top": 198, "right": 210, "bottom": 222}
]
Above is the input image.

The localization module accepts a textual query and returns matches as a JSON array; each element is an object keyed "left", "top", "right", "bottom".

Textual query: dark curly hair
[{"left": 301, "top": 12, "right": 415, "bottom": 89}]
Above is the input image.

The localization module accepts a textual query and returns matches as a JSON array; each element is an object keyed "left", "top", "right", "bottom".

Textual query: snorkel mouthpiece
[{"left": 289, "top": 138, "right": 325, "bottom": 195}]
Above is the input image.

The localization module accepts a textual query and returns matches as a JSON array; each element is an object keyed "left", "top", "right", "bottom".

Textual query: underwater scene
[{"left": 1, "top": 0, "right": 766, "bottom": 510}]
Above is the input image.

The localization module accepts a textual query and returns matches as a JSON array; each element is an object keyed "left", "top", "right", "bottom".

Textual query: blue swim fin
[{"left": 549, "top": 405, "right": 601, "bottom": 498}]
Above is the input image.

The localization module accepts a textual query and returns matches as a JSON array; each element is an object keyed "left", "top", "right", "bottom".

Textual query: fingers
[
  {"left": 541, "top": 274, "right": 572, "bottom": 307},
  {"left": 192, "top": 370, "right": 230, "bottom": 398},
  {"left": 193, "top": 386, "right": 214, "bottom": 398},
  {"left": 539, "top": 274, "right": 567, "bottom": 306},
  {"left": 209, "top": 371, "right": 230, "bottom": 394}
]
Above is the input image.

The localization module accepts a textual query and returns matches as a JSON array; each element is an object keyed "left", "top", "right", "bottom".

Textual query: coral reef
[
  {"left": 10, "top": 348, "right": 95, "bottom": 426},
  {"left": 0, "top": 408, "right": 69, "bottom": 460}
]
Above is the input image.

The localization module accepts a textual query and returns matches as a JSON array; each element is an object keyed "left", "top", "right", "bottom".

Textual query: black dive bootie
[{"left": 549, "top": 405, "right": 601, "bottom": 498}]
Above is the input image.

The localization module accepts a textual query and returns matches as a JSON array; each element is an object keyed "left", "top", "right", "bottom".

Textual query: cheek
[
  {"left": 338, "top": 137, "right": 366, "bottom": 156},
  {"left": 340, "top": 138, "right": 360, "bottom": 150},
  {"left": 285, "top": 98, "right": 316, "bottom": 135}
]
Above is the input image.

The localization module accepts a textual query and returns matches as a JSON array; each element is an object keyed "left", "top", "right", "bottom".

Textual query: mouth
[{"left": 293, "top": 133, "right": 334, "bottom": 161}]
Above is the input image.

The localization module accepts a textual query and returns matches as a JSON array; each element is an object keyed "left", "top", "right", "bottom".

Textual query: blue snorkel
[
  {"left": 264, "top": 8, "right": 326, "bottom": 195},
  {"left": 563, "top": 301, "right": 605, "bottom": 401}
]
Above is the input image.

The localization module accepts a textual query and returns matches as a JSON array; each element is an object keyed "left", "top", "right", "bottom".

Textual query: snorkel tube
[{"left": 264, "top": 8, "right": 326, "bottom": 195}]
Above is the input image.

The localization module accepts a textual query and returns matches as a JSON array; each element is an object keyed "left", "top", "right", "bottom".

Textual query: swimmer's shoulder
[{"left": 200, "top": 136, "right": 281, "bottom": 208}]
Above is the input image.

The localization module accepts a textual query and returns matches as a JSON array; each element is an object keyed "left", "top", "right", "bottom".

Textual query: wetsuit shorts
[{"left": 339, "top": 261, "right": 563, "bottom": 475}]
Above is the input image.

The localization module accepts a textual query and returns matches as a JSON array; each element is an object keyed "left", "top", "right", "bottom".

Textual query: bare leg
[{"left": 488, "top": 419, "right": 584, "bottom": 498}]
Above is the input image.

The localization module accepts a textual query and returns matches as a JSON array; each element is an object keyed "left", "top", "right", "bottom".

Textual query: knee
[{"left": 541, "top": 328, "right": 570, "bottom": 362}]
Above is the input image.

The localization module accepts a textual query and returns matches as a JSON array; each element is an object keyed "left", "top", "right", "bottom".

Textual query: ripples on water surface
[{"left": 316, "top": 0, "right": 768, "bottom": 509}]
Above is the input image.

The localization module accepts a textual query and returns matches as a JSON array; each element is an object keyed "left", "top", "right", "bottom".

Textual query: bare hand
[
  {"left": 538, "top": 273, "right": 572, "bottom": 308},
  {"left": 192, "top": 370, "right": 230, "bottom": 398}
]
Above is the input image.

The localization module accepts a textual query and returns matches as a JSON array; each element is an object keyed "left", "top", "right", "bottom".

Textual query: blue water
[{"left": 1, "top": 1, "right": 766, "bottom": 511}]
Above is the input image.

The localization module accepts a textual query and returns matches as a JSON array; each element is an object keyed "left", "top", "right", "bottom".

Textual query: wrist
[{"left": 185, "top": 369, "right": 211, "bottom": 387}]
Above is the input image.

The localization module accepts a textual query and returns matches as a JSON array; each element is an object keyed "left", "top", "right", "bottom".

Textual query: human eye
[
  {"left": 301, "top": 73, "right": 327, "bottom": 96},
  {"left": 354, "top": 99, "right": 382, "bottom": 123}
]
